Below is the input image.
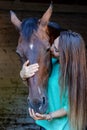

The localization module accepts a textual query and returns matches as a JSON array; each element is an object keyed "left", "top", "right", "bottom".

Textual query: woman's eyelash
[{"left": 54, "top": 46, "right": 59, "bottom": 52}]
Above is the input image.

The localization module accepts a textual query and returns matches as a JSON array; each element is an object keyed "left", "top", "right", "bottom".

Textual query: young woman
[{"left": 20, "top": 30, "right": 87, "bottom": 130}]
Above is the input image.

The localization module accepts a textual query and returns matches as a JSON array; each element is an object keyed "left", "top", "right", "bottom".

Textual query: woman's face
[{"left": 50, "top": 36, "right": 60, "bottom": 58}]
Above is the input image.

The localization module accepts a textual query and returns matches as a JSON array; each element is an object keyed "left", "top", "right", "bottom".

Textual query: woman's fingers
[
  {"left": 36, "top": 113, "right": 47, "bottom": 119},
  {"left": 29, "top": 108, "right": 39, "bottom": 120},
  {"left": 29, "top": 108, "right": 33, "bottom": 118},
  {"left": 35, "top": 113, "right": 44, "bottom": 117},
  {"left": 23, "top": 60, "right": 39, "bottom": 68},
  {"left": 29, "top": 108, "right": 45, "bottom": 120},
  {"left": 27, "top": 64, "right": 39, "bottom": 71},
  {"left": 23, "top": 62, "right": 39, "bottom": 74},
  {"left": 25, "top": 67, "right": 38, "bottom": 78},
  {"left": 24, "top": 63, "right": 39, "bottom": 77},
  {"left": 20, "top": 61, "right": 39, "bottom": 79},
  {"left": 27, "top": 64, "right": 39, "bottom": 72}
]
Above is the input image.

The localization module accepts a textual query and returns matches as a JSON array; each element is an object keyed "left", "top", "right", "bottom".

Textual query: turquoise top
[{"left": 36, "top": 58, "right": 70, "bottom": 130}]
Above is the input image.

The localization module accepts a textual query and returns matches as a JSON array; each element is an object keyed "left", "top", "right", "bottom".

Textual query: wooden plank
[{"left": 0, "top": 1, "right": 87, "bottom": 13}]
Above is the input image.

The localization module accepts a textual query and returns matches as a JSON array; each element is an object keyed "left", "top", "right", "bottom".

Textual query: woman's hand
[
  {"left": 29, "top": 107, "right": 67, "bottom": 121},
  {"left": 20, "top": 60, "right": 39, "bottom": 80},
  {"left": 29, "top": 108, "right": 52, "bottom": 120}
]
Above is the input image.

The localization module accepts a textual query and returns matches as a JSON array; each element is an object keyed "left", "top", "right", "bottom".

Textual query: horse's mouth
[{"left": 27, "top": 98, "right": 48, "bottom": 114}]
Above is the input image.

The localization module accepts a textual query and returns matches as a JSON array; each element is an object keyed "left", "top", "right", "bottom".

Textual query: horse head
[{"left": 10, "top": 4, "right": 52, "bottom": 113}]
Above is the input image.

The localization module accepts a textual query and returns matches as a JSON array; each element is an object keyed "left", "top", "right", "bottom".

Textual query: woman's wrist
[
  {"left": 20, "top": 70, "right": 26, "bottom": 81},
  {"left": 46, "top": 113, "right": 53, "bottom": 121}
]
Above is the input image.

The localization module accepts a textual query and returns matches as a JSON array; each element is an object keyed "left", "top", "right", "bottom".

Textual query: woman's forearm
[{"left": 50, "top": 108, "right": 67, "bottom": 119}]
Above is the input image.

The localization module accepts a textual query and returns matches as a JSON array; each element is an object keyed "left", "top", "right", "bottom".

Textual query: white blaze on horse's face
[
  {"left": 29, "top": 43, "right": 34, "bottom": 50},
  {"left": 38, "top": 87, "right": 41, "bottom": 95}
]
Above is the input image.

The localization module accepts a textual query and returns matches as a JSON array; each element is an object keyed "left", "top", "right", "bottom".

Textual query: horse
[{"left": 10, "top": 4, "right": 63, "bottom": 114}]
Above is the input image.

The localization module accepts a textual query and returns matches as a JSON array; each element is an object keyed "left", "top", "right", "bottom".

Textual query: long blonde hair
[{"left": 59, "top": 31, "right": 87, "bottom": 130}]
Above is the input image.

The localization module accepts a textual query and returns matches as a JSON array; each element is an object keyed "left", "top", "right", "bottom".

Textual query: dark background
[{"left": 2, "top": 0, "right": 87, "bottom": 5}]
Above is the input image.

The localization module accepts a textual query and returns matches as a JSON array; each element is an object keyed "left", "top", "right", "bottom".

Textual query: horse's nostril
[{"left": 43, "top": 97, "right": 45, "bottom": 105}]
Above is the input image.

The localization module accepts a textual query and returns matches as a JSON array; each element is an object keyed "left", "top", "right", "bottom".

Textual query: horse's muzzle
[{"left": 27, "top": 96, "right": 48, "bottom": 114}]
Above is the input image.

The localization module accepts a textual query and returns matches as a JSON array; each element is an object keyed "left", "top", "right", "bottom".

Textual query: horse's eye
[
  {"left": 46, "top": 47, "right": 50, "bottom": 52},
  {"left": 16, "top": 49, "right": 23, "bottom": 57}
]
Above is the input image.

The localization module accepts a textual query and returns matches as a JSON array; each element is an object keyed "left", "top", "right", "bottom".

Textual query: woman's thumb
[{"left": 23, "top": 60, "right": 30, "bottom": 66}]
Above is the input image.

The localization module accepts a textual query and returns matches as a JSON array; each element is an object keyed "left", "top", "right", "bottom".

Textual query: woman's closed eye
[{"left": 54, "top": 46, "right": 59, "bottom": 53}]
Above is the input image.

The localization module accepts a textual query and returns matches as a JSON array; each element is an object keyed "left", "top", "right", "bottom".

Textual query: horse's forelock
[{"left": 21, "top": 17, "right": 38, "bottom": 41}]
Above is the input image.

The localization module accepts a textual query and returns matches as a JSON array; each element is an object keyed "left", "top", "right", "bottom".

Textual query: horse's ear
[
  {"left": 39, "top": 3, "right": 53, "bottom": 30},
  {"left": 10, "top": 10, "right": 21, "bottom": 30}
]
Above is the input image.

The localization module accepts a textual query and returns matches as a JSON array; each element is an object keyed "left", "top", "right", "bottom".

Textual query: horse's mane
[
  {"left": 48, "top": 22, "right": 67, "bottom": 45},
  {"left": 21, "top": 17, "right": 38, "bottom": 41}
]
